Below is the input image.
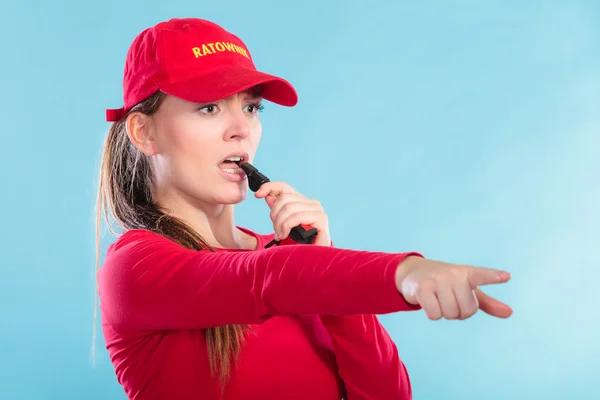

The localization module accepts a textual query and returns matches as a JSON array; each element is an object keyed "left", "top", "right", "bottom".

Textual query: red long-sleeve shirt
[{"left": 98, "top": 227, "right": 421, "bottom": 399}]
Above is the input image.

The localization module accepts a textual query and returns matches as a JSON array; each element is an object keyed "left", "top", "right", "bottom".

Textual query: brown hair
[{"left": 92, "top": 90, "right": 249, "bottom": 386}]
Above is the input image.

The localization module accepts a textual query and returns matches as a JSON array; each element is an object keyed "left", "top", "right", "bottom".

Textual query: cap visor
[{"left": 160, "top": 66, "right": 298, "bottom": 107}]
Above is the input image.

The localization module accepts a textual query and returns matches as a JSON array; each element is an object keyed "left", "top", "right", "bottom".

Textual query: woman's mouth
[
  {"left": 218, "top": 157, "right": 247, "bottom": 182},
  {"left": 217, "top": 153, "right": 250, "bottom": 182},
  {"left": 219, "top": 156, "right": 244, "bottom": 174}
]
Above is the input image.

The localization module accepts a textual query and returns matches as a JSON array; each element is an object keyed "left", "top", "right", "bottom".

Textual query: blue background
[{"left": 1, "top": 0, "right": 598, "bottom": 399}]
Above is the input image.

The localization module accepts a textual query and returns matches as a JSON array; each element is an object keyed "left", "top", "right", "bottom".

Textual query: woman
[{"left": 96, "top": 17, "right": 512, "bottom": 400}]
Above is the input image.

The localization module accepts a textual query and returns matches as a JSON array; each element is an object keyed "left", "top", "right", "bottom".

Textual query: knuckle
[
  {"left": 428, "top": 309, "right": 442, "bottom": 320},
  {"left": 279, "top": 202, "right": 293, "bottom": 214},
  {"left": 430, "top": 269, "right": 447, "bottom": 282},
  {"left": 447, "top": 310, "right": 460, "bottom": 320},
  {"left": 416, "top": 281, "right": 434, "bottom": 297},
  {"left": 449, "top": 266, "right": 464, "bottom": 277},
  {"left": 457, "top": 266, "right": 471, "bottom": 278},
  {"left": 462, "top": 307, "right": 478, "bottom": 319},
  {"left": 433, "top": 266, "right": 465, "bottom": 282},
  {"left": 275, "top": 193, "right": 288, "bottom": 202},
  {"left": 296, "top": 210, "right": 309, "bottom": 219},
  {"left": 459, "top": 310, "right": 473, "bottom": 320},
  {"left": 276, "top": 202, "right": 295, "bottom": 218},
  {"left": 281, "top": 216, "right": 297, "bottom": 231},
  {"left": 289, "top": 211, "right": 302, "bottom": 223},
  {"left": 466, "top": 302, "right": 479, "bottom": 316},
  {"left": 269, "top": 209, "right": 278, "bottom": 221}
]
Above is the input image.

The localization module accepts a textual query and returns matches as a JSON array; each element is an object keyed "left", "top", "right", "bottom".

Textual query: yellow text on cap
[{"left": 192, "top": 42, "right": 250, "bottom": 59}]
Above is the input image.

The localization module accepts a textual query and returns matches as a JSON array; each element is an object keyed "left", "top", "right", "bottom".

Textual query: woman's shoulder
[
  {"left": 106, "top": 227, "right": 275, "bottom": 254},
  {"left": 107, "top": 229, "right": 170, "bottom": 252},
  {"left": 100, "top": 230, "right": 179, "bottom": 272}
]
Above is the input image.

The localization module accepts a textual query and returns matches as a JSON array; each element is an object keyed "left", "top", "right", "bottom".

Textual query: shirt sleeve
[
  {"left": 319, "top": 314, "right": 414, "bottom": 400},
  {"left": 98, "top": 229, "right": 423, "bottom": 331},
  {"left": 317, "top": 240, "right": 417, "bottom": 400}
]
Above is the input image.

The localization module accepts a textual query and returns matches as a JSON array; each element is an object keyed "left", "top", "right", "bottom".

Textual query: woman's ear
[{"left": 125, "top": 112, "right": 158, "bottom": 156}]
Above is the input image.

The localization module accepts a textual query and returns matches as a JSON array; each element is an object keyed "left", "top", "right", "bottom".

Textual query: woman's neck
[{"left": 154, "top": 189, "right": 257, "bottom": 250}]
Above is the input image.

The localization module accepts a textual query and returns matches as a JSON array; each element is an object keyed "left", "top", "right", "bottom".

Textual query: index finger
[
  {"left": 467, "top": 267, "right": 511, "bottom": 288},
  {"left": 254, "top": 181, "right": 298, "bottom": 199}
]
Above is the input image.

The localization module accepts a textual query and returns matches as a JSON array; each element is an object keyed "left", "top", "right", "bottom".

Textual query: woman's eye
[
  {"left": 245, "top": 103, "right": 264, "bottom": 113},
  {"left": 199, "top": 104, "right": 218, "bottom": 114}
]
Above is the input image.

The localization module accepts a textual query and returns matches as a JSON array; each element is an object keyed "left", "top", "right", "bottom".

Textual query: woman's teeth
[
  {"left": 223, "top": 167, "right": 243, "bottom": 174},
  {"left": 220, "top": 156, "right": 245, "bottom": 174}
]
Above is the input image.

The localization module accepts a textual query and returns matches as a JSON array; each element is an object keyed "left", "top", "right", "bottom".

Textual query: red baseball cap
[{"left": 105, "top": 18, "right": 298, "bottom": 122}]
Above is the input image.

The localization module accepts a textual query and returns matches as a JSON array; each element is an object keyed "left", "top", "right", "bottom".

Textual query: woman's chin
[{"left": 215, "top": 186, "right": 249, "bottom": 205}]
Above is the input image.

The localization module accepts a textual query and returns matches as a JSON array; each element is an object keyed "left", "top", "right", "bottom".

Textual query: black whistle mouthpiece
[{"left": 237, "top": 162, "right": 270, "bottom": 192}]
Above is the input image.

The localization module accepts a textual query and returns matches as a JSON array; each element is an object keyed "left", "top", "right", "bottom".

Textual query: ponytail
[{"left": 92, "top": 91, "right": 248, "bottom": 386}]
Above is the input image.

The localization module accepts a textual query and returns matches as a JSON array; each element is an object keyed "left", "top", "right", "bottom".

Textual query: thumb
[
  {"left": 467, "top": 267, "right": 511, "bottom": 288},
  {"left": 475, "top": 289, "right": 513, "bottom": 318}
]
